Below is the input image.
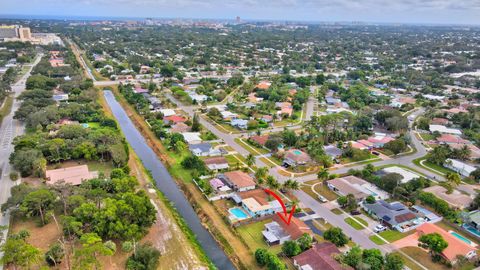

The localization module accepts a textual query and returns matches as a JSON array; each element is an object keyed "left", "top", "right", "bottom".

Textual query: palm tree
[
  {"left": 246, "top": 154, "right": 255, "bottom": 167},
  {"left": 255, "top": 167, "right": 268, "bottom": 183},
  {"left": 446, "top": 172, "right": 461, "bottom": 187},
  {"left": 289, "top": 180, "right": 300, "bottom": 191},
  {"left": 283, "top": 179, "right": 300, "bottom": 192},
  {"left": 266, "top": 175, "right": 280, "bottom": 190},
  {"left": 317, "top": 168, "right": 329, "bottom": 181}
]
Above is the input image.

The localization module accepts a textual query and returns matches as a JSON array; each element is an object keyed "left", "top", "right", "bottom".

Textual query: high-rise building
[
  {"left": 236, "top": 16, "right": 241, "bottom": 23},
  {"left": 0, "top": 25, "right": 31, "bottom": 40},
  {"left": 18, "top": 27, "right": 32, "bottom": 40},
  {"left": 0, "top": 25, "right": 17, "bottom": 39}
]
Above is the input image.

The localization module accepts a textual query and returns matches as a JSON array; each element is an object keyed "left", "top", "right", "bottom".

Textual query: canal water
[{"left": 103, "top": 90, "right": 235, "bottom": 270}]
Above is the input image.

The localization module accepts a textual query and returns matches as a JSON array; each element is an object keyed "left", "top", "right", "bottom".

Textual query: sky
[{"left": 1, "top": 0, "right": 480, "bottom": 25}]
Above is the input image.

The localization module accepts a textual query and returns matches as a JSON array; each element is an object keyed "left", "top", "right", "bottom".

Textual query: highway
[{"left": 0, "top": 54, "right": 43, "bottom": 264}]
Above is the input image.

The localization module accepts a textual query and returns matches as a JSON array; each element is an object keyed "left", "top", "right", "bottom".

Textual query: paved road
[
  {"left": 0, "top": 54, "right": 43, "bottom": 266},
  {"left": 295, "top": 190, "right": 394, "bottom": 251}
]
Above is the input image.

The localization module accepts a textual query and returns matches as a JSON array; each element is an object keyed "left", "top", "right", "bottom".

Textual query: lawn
[
  {"left": 400, "top": 247, "right": 451, "bottom": 270},
  {"left": 413, "top": 157, "right": 455, "bottom": 176},
  {"left": 236, "top": 220, "right": 295, "bottom": 268},
  {"left": 300, "top": 180, "right": 338, "bottom": 201},
  {"left": 369, "top": 235, "right": 386, "bottom": 245},
  {"left": 331, "top": 208, "right": 343, "bottom": 215},
  {"left": 419, "top": 133, "right": 435, "bottom": 141},
  {"left": 344, "top": 217, "right": 368, "bottom": 230},
  {"left": 369, "top": 227, "right": 417, "bottom": 245},
  {"left": 0, "top": 95, "right": 13, "bottom": 125},
  {"left": 235, "top": 138, "right": 270, "bottom": 155}
]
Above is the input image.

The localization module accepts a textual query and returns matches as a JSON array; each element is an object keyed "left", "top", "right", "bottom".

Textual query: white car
[
  {"left": 318, "top": 195, "right": 328, "bottom": 203},
  {"left": 374, "top": 224, "right": 387, "bottom": 233}
]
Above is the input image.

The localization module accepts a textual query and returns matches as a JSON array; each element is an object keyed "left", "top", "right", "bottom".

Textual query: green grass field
[{"left": 344, "top": 217, "right": 368, "bottom": 230}]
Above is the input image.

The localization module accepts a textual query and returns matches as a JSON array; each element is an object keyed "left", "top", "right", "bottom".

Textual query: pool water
[
  {"left": 463, "top": 224, "right": 480, "bottom": 238},
  {"left": 229, "top": 207, "right": 249, "bottom": 220},
  {"left": 293, "top": 150, "right": 302, "bottom": 155},
  {"left": 450, "top": 231, "right": 472, "bottom": 245}
]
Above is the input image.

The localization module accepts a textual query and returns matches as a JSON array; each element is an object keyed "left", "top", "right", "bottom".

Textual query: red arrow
[{"left": 264, "top": 188, "right": 296, "bottom": 225}]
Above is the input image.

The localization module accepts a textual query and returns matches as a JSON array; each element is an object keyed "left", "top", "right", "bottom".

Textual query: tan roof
[
  {"left": 45, "top": 165, "right": 98, "bottom": 185},
  {"left": 242, "top": 197, "right": 271, "bottom": 212},
  {"left": 285, "top": 149, "right": 311, "bottom": 163},
  {"left": 224, "top": 171, "right": 256, "bottom": 188},
  {"left": 170, "top": 122, "right": 190, "bottom": 133},
  {"left": 204, "top": 156, "right": 228, "bottom": 165},
  {"left": 423, "top": 186, "right": 473, "bottom": 209}
]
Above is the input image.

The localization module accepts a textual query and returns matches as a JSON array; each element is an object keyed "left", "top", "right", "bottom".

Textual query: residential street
[{"left": 0, "top": 54, "right": 42, "bottom": 266}]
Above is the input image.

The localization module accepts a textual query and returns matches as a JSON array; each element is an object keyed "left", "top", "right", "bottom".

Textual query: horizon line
[{"left": 1, "top": 13, "right": 480, "bottom": 27}]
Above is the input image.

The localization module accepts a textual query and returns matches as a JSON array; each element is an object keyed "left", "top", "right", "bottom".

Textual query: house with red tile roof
[
  {"left": 293, "top": 242, "right": 353, "bottom": 270},
  {"left": 436, "top": 134, "right": 470, "bottom": 145},
  {"left": 431, "top": 118, "right": 450, "bottom": 125},
  {"left": 249, "top": 135, "right": 269, "bottom": 147},
  {"left": 256, "top": 81, "right": 271, "bottom": 90},
  {"left": 416, "top": 223, "right": 477, "bottom": 263},
  {"left": 163, "top": 115, "right": 187, "bottom": 125}
]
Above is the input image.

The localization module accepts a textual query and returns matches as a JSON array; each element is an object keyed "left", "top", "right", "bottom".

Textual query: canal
[{"left": 103, "top": 90, "right": 235, "bottom": 270}]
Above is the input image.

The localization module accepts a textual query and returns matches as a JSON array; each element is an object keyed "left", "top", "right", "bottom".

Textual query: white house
[
  {"left": 445, "top": 159, "right": 477, "bottom": 177},
  {"left": 181, "top": 132, "right": 202, "bottom": 145},
  {"left": 160, "top": 109, "right": 176, "bottom": 117},
  {"left": 429, "top": 125, "right": 462, "bottom": 135}
]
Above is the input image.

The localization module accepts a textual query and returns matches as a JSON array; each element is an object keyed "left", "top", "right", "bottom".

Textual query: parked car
[
  {"left": 318, "top": 195, "right": 328, "bottom": 203},
  {"left": 372, "top": 151, "right": 380, "bottom": 156},
  {"left": 374, "top": 224, "right": 387, "bottom": 233},
  {"left": 350, "top": 210, "right": 361, "bottom": 215}
]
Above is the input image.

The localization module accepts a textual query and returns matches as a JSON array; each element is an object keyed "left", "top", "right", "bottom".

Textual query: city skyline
[{"left": 1, "top": 0, "right": 480, "bottom": 25}]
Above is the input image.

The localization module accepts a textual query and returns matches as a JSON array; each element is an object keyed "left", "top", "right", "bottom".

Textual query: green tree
[
  {"left": 365, "top": 195, "right": 376, "bottom": 204},
  {"left": 323, "top": 227, "right": 348, "bottom": 247},
  {"left": 419, "top": 232, "right": 448, "bottom": 255},
  {"left": 342, "top": 245, "right": 363, "bottom": 267},
  {"left": 1, "top": 230, "right": 41, "bottom": 270},
  {"left": 282, "top": 240, "right": 301, "bottom": 257},
  {"left": 255, "top": 167, "right": 268, "bottom": 185},
  {"left": 362, "top": 249, "right": 384, "bottom": 270},
  {"left": 297, "top": 233, "right": 313, "bottom": 251},
  {"left": 20, "top": 188, "right": 56, "bottom": 225},
  {"left": 255, "top": 248, "right": 269, "bottom": 266},
  {"left": 445, "top": 172, "right": 461, "bottom": 187},
  {"left": 266, "top": 175, "right": 280, "bottom": 190},
  {"left": 73, "top": 233, "right": 115, "bottom": 270},
  {"left": 385, "top": 253, "right": 404, "bottom": 270},
  {"left": 45, "top": 243, "right": 65, "bottom": 266},
  {"left": 246, "top": 154, "right": 255, "bottom": 167},
  {"left": 317, "top": 168, "right": 329, "bottom": 181},
  {"left": 191, "top": 113, "right": 201, "bottom": 132},
  {"left": 126, "top": 243, "right": 160, "bottom": 270},
  {"left": 384, "top": 139, "right": 407, "bottom": 155}
]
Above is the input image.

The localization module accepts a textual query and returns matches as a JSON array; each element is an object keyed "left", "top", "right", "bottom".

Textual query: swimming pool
[
  {"left": 229, "top": 207, "right": 249, "bottom": 220},
  {"left": 450, "top": 231, "right": 472, "bottom": 245},
  {"left": 463, "top": 224, "right": 480, "bottom": 238}
]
